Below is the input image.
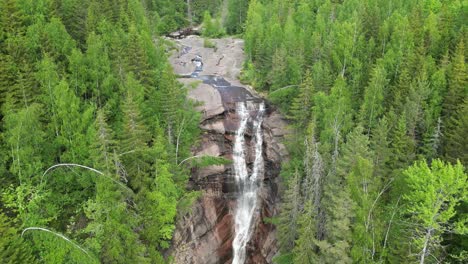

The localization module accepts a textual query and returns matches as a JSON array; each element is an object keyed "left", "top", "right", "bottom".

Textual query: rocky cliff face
[{"left": 167, "top": 36, "right": 288, "bottom": 264}]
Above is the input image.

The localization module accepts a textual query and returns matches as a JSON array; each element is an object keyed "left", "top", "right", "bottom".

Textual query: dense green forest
[
  {"left": 240, "top": 0, "right": 467, "bottom": 263},
  {"left": 1, "top": 0, "right": 467, "bottom": 263},
  {"left": 0, "top": 0, "right": 208, "bottom": 263}
]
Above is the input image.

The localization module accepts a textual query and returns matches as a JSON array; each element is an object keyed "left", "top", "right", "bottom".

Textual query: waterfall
[{"left": 232, "top": 102, "right": 265, "bottom": 264}]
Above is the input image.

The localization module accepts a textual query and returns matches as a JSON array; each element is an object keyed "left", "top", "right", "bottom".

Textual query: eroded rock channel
[{"left": 167, "top": 36, "right": 289, "bottom": 264}]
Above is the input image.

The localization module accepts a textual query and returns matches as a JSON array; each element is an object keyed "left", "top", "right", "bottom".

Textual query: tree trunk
[
  {"left": 187, "top": 0, "right": 192, "bottom": 26},
  {"left": 419, "top": 228, "right": 432, "bottom": 264}
]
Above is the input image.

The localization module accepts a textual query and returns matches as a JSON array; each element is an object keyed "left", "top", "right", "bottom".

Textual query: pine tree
[
  {"left": 47, "top": 80, "right": 95, "bottom": 227},
  {"left": 138, "top": 160, "right": 178, "bottom": 252},
  {"left": 50, "top": 0, "right": 89, "bottom": 46},
  {"left": 84, "top": 33, "right": 115, "bottom": 103},
  {"left": 293, "top": 124, "right": 325, "bottom": 263},
  {"left": 315, "top": 77, "right": 353, "bottom": 149},
  {"left": 390, "top": 64, "right": 411, "bottom": 114},
  {"left": 403, "top": 65, "right": 430, "bottom": 140},
  {"left": 243, "top": 0, "right": 264, "bottom": 61},
  {"left": 201, "top": 10, "right": 224, "bottom": 38},
  {"left": 52, "top": 80, "right": 94, "bottom": 163}
]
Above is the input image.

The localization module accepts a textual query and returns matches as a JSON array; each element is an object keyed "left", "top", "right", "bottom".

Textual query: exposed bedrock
[{"left": 168, "top": 36, "right": 289, "bottom": 264}]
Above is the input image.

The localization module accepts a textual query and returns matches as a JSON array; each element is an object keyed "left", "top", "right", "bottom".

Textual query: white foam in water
[{"left": 232, "top": 102, "right": 265, "bottom": 264}]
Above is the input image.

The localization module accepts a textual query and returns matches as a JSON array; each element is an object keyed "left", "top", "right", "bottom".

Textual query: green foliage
[
  {"left": 277, "top": 169, "right": 301, "bottom": 252},
  {"left": 203, "top": 38, "right": 216, "bottom": 49},
  {"left": 177, "top": 191, "right": 202, "bottom": 216},
  {"left": 189, "top": 155, "right": 232, "bottom": 168},
  {"left": 247, "top": 0, "right": 468, "bottom": 262},
  {"left": 401, "top": 159, "right": 467, "bottom": 263},
  {"left": 190, "top": 0, "right": 223, "bottom": 24},
  {"left": 201, "top": 11, "right": 225, "bottom": 38},
  {"left": 444, "top": 99, "right": 468, "bottom": 166},
  {"left": 0, "top": 213, "right": 37, "bottom": 263},
  {"left": 360, "top": 63, "right": 388, "bottom": 134},
  {"left": 0, "top": 0, "right": 201, "bottom": 262},
  {"left": 225, "top": 0, "right": 250, "bottom": 34}
]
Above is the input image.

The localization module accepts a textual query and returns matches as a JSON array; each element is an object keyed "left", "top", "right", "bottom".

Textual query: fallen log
[{"left": 167, "top": 27, "right": 201, "bottom": 39}]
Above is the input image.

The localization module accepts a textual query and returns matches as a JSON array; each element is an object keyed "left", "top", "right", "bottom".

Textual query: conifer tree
[
  {"left": 293, "top": 200, "right": 319, "bottom": 264},
  {"left": 225, "top": 0, "right": 249, "bottom": 34},
  {"left": 277, "top": 169, "right": 302, "bottom": 253},
  {"left": 121, "top": 91, "right": 151, "bottom": 191},
  {"left": 290, "top": 71, "right": 314, "bottom": 129},
  {"left": 339, "top": 126, "right": 383, "bottom": 263},
  {"left": 84, "top": 33, "right": 115, "bottom": 103},
  {"left": 360, "top": 63, "right": 388, "bottom": 134},
  {"left": 85, "top": 110, "right": 148, "bottom": 264},
  {"left": 389, "top": 113, "right": 415, "bottom": 172},
  {"left": 125, "top": 27, "right": 155, "bottom": 89},
  {"left": 202, "top": 10, "right": 224, "bottom": 38},
  {"left": 443, "top": 40, "right": 466, "bottom": 119},
  {"left": 315, "top": 77, "right": 353, "bottom": 149},
  {"left": 371, "top": 117, "right": 391, "bottom": 180},
  {"left": 319, "top": 174, "right": 353, "bottom": 264},
  {"left": 444, "top": 100, "right": 468, "bottom": 165},
  {"left": 0, "top": 213, "right": 37, "bottom": 264}
]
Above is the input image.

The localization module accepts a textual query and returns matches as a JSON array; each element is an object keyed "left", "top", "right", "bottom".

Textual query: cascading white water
[{"left": 232, "top": 102, "right": 265, "bottom": 264}]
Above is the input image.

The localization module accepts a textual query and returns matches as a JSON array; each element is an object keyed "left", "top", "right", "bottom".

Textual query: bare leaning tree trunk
[{"left": 420, "top": 228, "right": 432, "bottom": 264}]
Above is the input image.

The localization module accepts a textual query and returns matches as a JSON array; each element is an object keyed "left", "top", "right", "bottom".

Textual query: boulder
[{"left": 187, "top": 82, "right": 224, "bottom": 121}]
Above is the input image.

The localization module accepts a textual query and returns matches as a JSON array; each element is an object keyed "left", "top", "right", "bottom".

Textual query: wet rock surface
[{"left": 167, "top": 36, "right": 289, "bottom": 264}]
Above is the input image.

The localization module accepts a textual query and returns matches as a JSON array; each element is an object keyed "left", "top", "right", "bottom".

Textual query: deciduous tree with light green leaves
[{"left": 401, "top": 159, "right": 467, "bottom": 264}]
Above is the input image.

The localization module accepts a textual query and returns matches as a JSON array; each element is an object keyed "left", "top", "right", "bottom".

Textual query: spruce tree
[
  {"left": 121, "top": 91, "right": 151, "bottom": 191},
  {"left": 443, "top": 40, "right": 466, "bottom": 119},
  {"left": 277, "top": 169, "right": 302, "bottom": 253},
  {"left": 290, "top": 71, "right": 314, "bottom": 129},
  {"left": 444, "top": 100, "right": 468, "bottom": 165}
]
